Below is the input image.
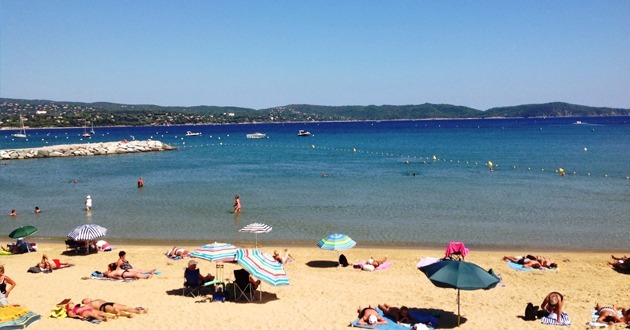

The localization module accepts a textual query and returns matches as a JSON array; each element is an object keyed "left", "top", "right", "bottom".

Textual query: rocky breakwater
[{"left": 0, "top": 140, "right": 177, "bottom": 160}]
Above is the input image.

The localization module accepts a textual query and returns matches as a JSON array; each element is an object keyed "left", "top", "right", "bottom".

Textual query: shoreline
[{"left": 28, "top": 237, "right": 628, "bottom": 254}]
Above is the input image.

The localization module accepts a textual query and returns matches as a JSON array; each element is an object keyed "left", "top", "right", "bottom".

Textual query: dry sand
[{"left": 1, "top": 242, "right": 628, "bottom": 329}]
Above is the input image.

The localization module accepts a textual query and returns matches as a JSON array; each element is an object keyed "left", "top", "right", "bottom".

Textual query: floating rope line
[{"left": 170, "top": 140, "right": 628, "bottom": 180}]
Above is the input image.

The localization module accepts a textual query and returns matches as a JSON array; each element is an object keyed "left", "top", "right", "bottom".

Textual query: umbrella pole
[{"left": 457, "top": 289, "right": 460, "bottom": 327}]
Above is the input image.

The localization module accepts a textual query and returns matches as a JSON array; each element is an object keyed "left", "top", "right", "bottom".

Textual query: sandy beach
[{"left": 1, "top": 241, "right": 628, "bottom": 329}]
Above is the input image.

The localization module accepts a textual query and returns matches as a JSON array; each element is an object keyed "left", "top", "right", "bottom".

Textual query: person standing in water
[
  {"left": 137, "top": 177, "right": 144, "bottom": 188},
  {"left": 233, "top": 194, "right": 241, "bottom": 213},
  {"left": 85, "top": 195, "right": 92, "bottom": 211}
]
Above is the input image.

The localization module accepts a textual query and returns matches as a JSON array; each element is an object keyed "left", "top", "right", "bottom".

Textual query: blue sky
[{"left": 1, "top": 1, "right": 628, "bottom": 110}]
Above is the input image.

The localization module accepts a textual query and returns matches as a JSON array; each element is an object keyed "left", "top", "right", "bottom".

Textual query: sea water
[{"left": 1, "top": 117, "right": 628, "bottom": 250}]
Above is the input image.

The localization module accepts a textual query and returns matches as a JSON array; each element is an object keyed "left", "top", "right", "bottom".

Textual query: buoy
[
  {"left": 432, "top": 155, "right": 437, "bottom": 161},
  {"left": 353, "top": 148, "right": 356, "bottom": 153},
  {"left": 584, "top": 147, "right": 588, "bottom": 152}
]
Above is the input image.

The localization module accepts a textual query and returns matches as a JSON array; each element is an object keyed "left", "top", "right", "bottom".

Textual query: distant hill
[{"left": 0, "top": 98, "right": 628, "bottom": 128}]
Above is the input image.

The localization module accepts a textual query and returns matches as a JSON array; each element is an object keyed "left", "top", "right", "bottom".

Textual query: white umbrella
[{"left": 239, "top": 223, "right": 272, "bottom": 247}]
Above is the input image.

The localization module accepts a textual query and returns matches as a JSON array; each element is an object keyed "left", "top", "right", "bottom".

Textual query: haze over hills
[{"left": 0, "top": 97, "right": 628, "bottom": 128}]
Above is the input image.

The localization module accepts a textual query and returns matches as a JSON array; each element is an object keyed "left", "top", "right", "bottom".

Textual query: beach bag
[
  {"left": 27, "top": 266, "right": 42, "bottom": 273},
  {"left": 524, "top": 302, "right": 539, "bottom": 321},
  {"left": 338, "top": 254, "right": 349, "bottom": 267}
]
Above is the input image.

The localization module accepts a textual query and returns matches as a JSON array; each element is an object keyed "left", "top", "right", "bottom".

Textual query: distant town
[{"left": 1, "top": 98, "right": 628, "bottom": 129}]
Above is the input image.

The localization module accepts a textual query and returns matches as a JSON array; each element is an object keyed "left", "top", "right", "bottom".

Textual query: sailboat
[
  {"left": 11, "top": 116, "right": 27, "bottom": 138},
  {"left": 82, "top": 120, "right": 91, "bottom": 138},
  {"left": 89, "top": 122, "right": 96, "bottom": 134}
]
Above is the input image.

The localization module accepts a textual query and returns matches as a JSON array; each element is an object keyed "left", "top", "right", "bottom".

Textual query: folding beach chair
[
  {"left": 183, "top": 268, "right": 204, "bottom": 298},
  {"left": 233, "top": 269, "right": 261, "bottom": 302}
]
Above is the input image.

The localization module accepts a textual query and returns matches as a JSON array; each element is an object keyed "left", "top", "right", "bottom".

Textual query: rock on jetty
[{"left": 0, "top": 140, "right": 177, "bottom": 160}]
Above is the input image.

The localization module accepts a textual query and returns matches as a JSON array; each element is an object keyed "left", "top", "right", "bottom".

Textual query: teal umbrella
[
  {"left": 9, "top": 225, "right": 38, "bottom": 239},
  {"left": 419, "top": 259, "right": 500, "bottom": 326}
]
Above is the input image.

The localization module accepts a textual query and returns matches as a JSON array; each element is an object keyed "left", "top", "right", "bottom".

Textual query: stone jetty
[{"left": 0, "top": 140, "right": 177, "bottom": 160}]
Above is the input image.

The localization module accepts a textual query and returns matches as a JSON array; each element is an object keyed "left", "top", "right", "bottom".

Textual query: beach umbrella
[
  {"left": 67, "top": 224, "right": 107, "bottom": 241},
  {"left": 239, "top": 223, "right": 272, "bottom": 247},
  {"left": 235, "top": 248, "right": 289, "bottom": 286},
  {"left": 9, "top": 225, "right": 38, "bottom": 239},
  {"left": 317, "top": 233, "right": 356, "bottom": 251},
  {"left": 191, "top": 242, "right": 238, "bottom": 262},
  {"left": 419, "top": 259, "right": 500, "bottom": 326}
]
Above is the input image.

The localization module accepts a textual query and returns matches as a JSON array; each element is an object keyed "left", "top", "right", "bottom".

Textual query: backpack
[
  {"left": 524, "top": 302, "right": 539, "bottom": 321},
  {"left": 338, "top": 254, "right": 349, "bottom": 267}
]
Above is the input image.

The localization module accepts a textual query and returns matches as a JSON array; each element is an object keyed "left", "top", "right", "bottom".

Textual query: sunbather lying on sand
[
  {"left": 608, "top": 255, "right": 629, "bottom": 270},
  {"left": 502, "top": 255, "right": 542, "bottom": 269},
  {"left": 594, "top": 303, "right": 625, "bottom": 325},
  {"left": 64, "top": 300, "right": 117, "bottom": 321},
  {"left": 273, "top": 249, "right": 295, "bottom": 264},
  {"left": 105, "top": 263, "right": 151, "bottom": 279},
  {"left": 37, "top": 254, "right": 74, "bottom": 271},
  {"left": 357, "top": 305, "right": 387, "bottom": 325},
  {"left": 167, "top": 246, "right": 190, "bottom": 258},
  {"left": 81, "top": 298, "right": 148, "bottom": 317},
  {"left": 378, "top": 303, "right": 415, "bottom": 324}
]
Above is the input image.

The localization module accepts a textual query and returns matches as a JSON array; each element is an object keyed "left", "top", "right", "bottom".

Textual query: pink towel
[{"left": 445, "top": 242, "right": 469, "bottom": 258}]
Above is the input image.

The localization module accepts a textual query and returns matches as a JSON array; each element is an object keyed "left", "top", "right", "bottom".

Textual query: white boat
[
  {"left": 185, "top": 131, "right": 202, "bottom": 136},
  {"left": 297, "top": 130, "right": 311, "bottom": 137},
  {"left": 246, "top": 132, "right": 267, "bottom": 139},
  {"left": 89, "top": 122, "right": 95, "bottom": 134},
  {"left": 11, "top": 116, "right": 27, "bottom": 138},
  {"left": 82, "top": 122, "right": 91, "bottom": 138},
  {"left": 574, "top": 120, "right": 585, "bottom": 125}
]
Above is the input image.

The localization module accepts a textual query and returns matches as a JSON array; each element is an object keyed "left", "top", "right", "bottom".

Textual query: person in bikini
[
  {"left": 502, "top": 255, "right": 542, "bottom": 269},
  {"left": 167, "top": 246, "right": 190, "bottom": 258},
  {"left": 594, "top": 303, "right": 625, "bottom": 325},
  {"left": 357, "top": 305, "right": 388, "bottom": 325},
  {"left": 64, "top": 300, "right": 117, "bottom": 321},
  {"left": 81, "top": 298, "right": 148, "bottom": 317},
  {"left": 116, "top": 251, "right": 156, "bottom": 274},
  {"left": 104, "top": 263, "right": 151, "bottom": 280},
  {"left": 37, "top": 254, "right": 74, "bottom": 272}
]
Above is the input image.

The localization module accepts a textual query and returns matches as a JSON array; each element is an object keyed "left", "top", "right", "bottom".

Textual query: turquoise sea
[{"left": 1, "top": 117, "right": 629, "bottom": 250}]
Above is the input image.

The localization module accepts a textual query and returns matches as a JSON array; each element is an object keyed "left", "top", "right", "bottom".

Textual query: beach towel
[
  {"left": 350, "top": 308, "right": 435, "bottom": 330},
  {"left": 541, "top": 312, "right": 571, "bottom": 326},
  {"left": 507, "top": 261, "right": 557, "bottom": 272},
  {"left": 0, "top": 305, "right": 41, "bottom": 329},
  {"left": 445, "top": 242, "right": 469, "bottom": 259},
  {"left": 355, "top": 260, "right": 394, "bottom": 271}
]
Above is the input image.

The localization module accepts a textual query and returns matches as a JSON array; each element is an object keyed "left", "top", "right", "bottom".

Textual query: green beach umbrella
[
  {"left": 419, "top": 259, "right": 500, "bottom": 326},
  {"left": 9, "top": 225, "right": 38, "bottom": 239}
]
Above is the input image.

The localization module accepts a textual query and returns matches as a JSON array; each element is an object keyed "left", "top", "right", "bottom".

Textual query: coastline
[{"left": 2, "top": 241, "right": 627, "bottom": 329}]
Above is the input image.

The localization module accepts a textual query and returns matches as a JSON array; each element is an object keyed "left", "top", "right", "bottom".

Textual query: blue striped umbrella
[
  {"left": 67, "top": 224, "right": 107, "bottom": 241},
  {"left": 235, "top": 249, "right": 289, "bottom": 286},
  {"left": 317, "top": 233, "right": 356, "bottom": 251},
  {"left": 191, "top": 242, "right": 238, "bottom": 262}
]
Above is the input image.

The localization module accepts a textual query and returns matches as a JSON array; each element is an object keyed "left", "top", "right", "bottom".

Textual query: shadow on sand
[{"left": 306, "top": 260, "right": 339, "bottom": 268}]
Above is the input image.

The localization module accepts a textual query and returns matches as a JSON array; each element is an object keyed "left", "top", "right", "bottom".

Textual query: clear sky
[{"left": 1, "top": 1, "right": 628, "bottom": 110}]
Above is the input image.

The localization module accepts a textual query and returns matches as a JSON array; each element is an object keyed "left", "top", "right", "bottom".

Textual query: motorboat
[
  {"left": 297, "top": 130, "right": 311, "bottom": 137},
  {"left": 246, "top": 132, "right": 267, "bottom": 139},
  {"left": 185, "top": 131, "right": 202, "bottom": 136}
]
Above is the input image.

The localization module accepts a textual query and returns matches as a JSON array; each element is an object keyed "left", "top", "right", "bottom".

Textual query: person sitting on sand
[
  {"left": 608, "top": 255, "right": 629, "bottom": 271},
  {"left": 273, "top": 249, "right": 295, "bottom": 264},
  {"left": 357, "top": 305, "right": 388, "bottom": 326},
  {"left": 594, "top": 303, "right": 625, "bottom": 325},
  {"left": 185, "top": 260, "right": 214, "bottom": 285},
  {"left": 541, "top": 292, "right": 564, "bottom": 323},
  {"left": 115, "top": 251, "right": 155, "bottom": 274},
  {"left": 64, "top": 300, "right": 117, "bottom": 322},
  {"left": 81, "top": 298, "right": 148, "bottom": 317},
  {"left": 378, "top": 303, "right": 415, "bottom": 324},
  {"left": 502, "top": 255, "right": 542, "bottom": 269},
  {"left": 167, "top": 246, "right": 190, "bottom": 258},
  {"left": 104, "top": 263, "right": 151, "bottom": 280},
  {"left": 37, "top": 254, "right": 73, "bottom": 272}
]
